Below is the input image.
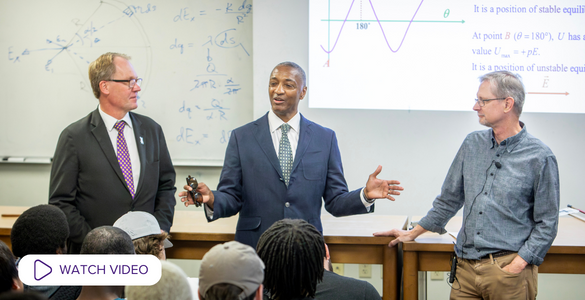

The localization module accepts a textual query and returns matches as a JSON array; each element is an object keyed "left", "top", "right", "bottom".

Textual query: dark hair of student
[{"left": 256, "top": 219, "right": 325, "bottom": 300}]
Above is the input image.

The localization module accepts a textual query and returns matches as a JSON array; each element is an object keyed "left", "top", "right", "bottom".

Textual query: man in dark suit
[
  {"left": 180, "top": 61, "right": 402, "bottom": 248},
  {"left": 49, "top": 52, "right": 176, "bottom": 254}
]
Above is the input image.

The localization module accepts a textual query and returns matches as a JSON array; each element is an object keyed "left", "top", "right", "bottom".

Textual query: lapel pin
[{"left": 140, "top": 137, "right": 144, "bottom": 144}]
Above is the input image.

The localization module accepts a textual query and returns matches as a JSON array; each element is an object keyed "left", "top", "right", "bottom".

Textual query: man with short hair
[
  {"left": 49, "top": 52, "right": 176, "bottom": 254},
  {"left": 181, "top": 61, "right": 403, "bottom": 248},
  {"left": 77, "top": 226, "right": 135, "bottom": 300},
  {"left": 198, "top": 241, "right": 264, "bottom": 300},
  {"left": 113, "top": 211, "right": 173, "bottom": 260},
  {"left": 257, "top": 219, "right": 325, "bottom": 300},
  {"left": 375, "top": 71, "right": 560, "bottom": 300},
  {"left": 11, "top": 205, "right": 81, "bottom": 299}
]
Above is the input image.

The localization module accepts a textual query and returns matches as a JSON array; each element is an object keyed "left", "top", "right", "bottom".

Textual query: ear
[
  {"left": 255, "top": 284, "right": 264, "bottom": 300},
  {"left": 299, "top": 85, "right": 308, "bottom": 100},
  {"left": 504, "top": 97, "right": 515, "bottom": 113},
  {"left": 12, "top": 277, "right": 23, "bottom": 291},
  {"left": 100, "top": 81, "right": 110, "bottom": 96},
  {"left": 324, "top": 243, "right": 330, "bottom": 260}
]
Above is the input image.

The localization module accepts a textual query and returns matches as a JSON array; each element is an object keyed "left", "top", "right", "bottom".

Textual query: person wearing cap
[
  {"left": 113, "top": 211, "right": 173, "bottom": 260},
  {"left": 125, "top": 260, "right": 193, "bottom": 300},
  {"left": 198, "top": 241, "right": 264, "bottom": 300}
]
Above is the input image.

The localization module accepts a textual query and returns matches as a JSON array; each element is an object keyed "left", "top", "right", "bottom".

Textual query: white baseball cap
[{"left": 113, "top": 211, "right": 173, "bottom": 248}]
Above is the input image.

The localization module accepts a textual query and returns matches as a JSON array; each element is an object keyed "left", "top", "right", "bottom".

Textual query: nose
[
  {"left": 473, "top": 100, "right": 481, "bottom": 111},
  {"left": 133, "top": 82, "right": 141, "bottom": 92},
  {"left": 274, "top": 83, "right": 285, "bottom": 95}
]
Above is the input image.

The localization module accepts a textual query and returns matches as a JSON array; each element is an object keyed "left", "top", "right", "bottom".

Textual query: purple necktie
[{"left": 114, "top": 121, "right": 135, "bottom": 198}]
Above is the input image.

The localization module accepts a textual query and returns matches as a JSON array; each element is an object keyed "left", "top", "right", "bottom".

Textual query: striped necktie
[
  {"left": 114, "top": 121, "right": 135, "bottom": 198},
  {"left": 279, "top": 123, "right": 293, "bottom": 187}
]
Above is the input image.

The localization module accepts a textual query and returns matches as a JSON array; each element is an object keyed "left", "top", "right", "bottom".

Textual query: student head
[
  {"left": 113, "top": 211, "right": 172, "bottom": 260},
  {"left": 256, "top": 219, "right": 325, "bottom": 300},
  {"left": 80, "top": 226, "right": 135, "bottom": 255},
  {"left": 198, "top": 241, "right": 264, "bottom": 300},
  {"left": 125, "top": 261, "right": 192, "bottom": 300},
  {"left": 0, "top": 240, "right": 22, "bottom": 294},
  {"left": 10, "top": 205, "right": 69, "bottom": 257}
]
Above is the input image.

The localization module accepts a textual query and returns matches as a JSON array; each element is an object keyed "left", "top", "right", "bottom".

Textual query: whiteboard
[{"left": 0, "top": 0, "right": 253, "bottom": 165}]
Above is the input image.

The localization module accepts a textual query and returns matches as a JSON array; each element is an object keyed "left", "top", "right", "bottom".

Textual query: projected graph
[{"left": 308, "top": 0, "right": 585, "bottom": 114}]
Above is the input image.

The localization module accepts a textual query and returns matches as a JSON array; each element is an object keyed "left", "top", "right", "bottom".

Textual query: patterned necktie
[
  {"left": 279, "top": 123, "right": 293, "bottom": 187},
  {"left": 114, "top": 121, "right": 135, "bottom": 198}
]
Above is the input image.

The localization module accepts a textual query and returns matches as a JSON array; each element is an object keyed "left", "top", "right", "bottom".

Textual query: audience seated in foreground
[
  {"left": 113, "top": 211, "right": 172, "bottom": 260},
  {"left": 125, "top": 260, "right": 192, "bottom": 300},
  {"left": 198, "top": 241, "right": 264, "bottom": 300}
]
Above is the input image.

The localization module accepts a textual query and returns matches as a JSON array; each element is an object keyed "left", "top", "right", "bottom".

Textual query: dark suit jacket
[
  {"left": 49, "top": 109, "right": 176, "bottom": 252},
  {"left": 209, "top": 113, "right": 372, "bottom": 248}
]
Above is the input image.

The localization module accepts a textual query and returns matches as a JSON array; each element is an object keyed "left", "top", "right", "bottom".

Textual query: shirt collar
[
  {"left": 98, "top": 105, "right": 133, "bottom": 131},
  {"left": 490, "top": 121, "right": 526, "bottom": 152},
  {"left": 268, "top": 110, "right": 300, "bottom": 134}
]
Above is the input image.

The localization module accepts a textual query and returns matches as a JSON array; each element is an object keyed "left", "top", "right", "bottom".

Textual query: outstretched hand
[{"left": 364, "top": 165, "right": 404, "bottom": 201}]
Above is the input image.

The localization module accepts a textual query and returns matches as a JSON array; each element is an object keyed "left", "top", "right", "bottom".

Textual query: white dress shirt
[{"left": 98, "top": 105, "right": 141, "bottom": 190}]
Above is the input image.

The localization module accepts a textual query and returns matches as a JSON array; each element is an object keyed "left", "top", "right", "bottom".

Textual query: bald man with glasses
[{"left": 50, "top": 52, "right": 176, "bottom": 254}]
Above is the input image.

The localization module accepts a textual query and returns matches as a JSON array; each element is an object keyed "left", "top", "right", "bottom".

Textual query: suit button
[
  {"left": 280, "top": 178, "right": 283, "bottom": 181},
  {"left": 285, "top": 202, "right": 290, "bottom": 207}
]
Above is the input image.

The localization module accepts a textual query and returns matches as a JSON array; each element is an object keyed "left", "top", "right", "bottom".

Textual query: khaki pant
[{"left": 450, "top": 252, "right": 538, "bottom": 300}]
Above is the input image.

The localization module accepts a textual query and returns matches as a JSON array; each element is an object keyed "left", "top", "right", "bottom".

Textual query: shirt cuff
[
  {"left": 518, "top": 247, "right": 543, "bottom": 266},
  {"left": 204, "top": 203, "right": 214, "bottom": 220},
  {"left": 360, "top": 187, "right": 375, "bottom": 210}
]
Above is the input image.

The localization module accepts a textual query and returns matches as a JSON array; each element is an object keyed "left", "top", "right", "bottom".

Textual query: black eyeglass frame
[
  {"left": 106, "top": 78, "right": 143, "bottom": 89},
  {"left": 474, "top": 97, "right": 506, "bottom": 107}
]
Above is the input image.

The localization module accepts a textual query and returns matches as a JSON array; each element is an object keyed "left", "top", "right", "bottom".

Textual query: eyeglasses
[
  {"left": 106, "top": 78, "right": 142, "bottom": 89},
  {"left": 474, "top": 97, "right": 506, "bottom": 107}
]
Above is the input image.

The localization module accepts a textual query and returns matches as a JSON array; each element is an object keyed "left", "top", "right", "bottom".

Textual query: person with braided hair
[{"left": 257, "top": 219, "right": 325, "bottom": 300}]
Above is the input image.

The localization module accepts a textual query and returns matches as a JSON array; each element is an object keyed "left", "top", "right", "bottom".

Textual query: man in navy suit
[
  {"left": 180, "top": 62, "right": 402, "bottom": 248},
  {"left": 50, "top": 52, "right": 176, "bottom": 253}
]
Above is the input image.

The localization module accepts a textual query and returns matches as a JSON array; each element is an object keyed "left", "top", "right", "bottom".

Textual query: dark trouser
[{"left": 450, "top": 252, "right": 538, "bottom": 300}]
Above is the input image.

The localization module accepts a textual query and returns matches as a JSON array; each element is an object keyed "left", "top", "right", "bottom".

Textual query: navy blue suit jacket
[{"left": 208, "top": 113, "right": 372, "bottom": 248}]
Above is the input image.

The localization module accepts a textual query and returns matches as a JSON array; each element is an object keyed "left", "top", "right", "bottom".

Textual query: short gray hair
[{"left": 479, "top": 71, "right": 525, "bottom": 116}]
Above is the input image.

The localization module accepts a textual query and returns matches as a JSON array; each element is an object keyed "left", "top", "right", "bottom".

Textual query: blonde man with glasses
[{"left": 50, "top": 52, "right": 176, "bottom": 254}]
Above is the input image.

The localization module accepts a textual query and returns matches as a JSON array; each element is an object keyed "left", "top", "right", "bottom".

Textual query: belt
[{"left": 479, "top": 250, "right": 516, "bottom": 260}]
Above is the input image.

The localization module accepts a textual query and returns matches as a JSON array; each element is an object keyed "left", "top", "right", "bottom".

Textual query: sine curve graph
[{"left": 320, "top": 0, "right": 425, "bottom": 54}]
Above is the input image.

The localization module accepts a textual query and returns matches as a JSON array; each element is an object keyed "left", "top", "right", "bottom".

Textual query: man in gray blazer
[
  {"left": 180, "top": 61, "right": 403, "bottom": 248},
  {"left": 49, "top": 52, "right": 176, "bottom": 253}
]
